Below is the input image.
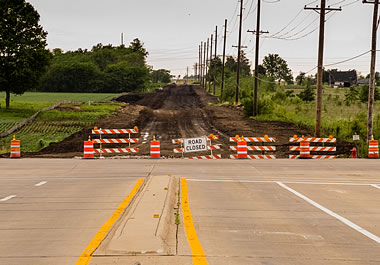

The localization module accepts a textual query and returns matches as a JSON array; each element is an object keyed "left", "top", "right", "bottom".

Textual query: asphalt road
[{"left": 0, "top": 159, "right": 379, "bottom": 265}]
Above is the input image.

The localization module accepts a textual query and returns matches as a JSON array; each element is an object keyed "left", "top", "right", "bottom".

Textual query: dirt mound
[{"left": 20, "top": 84, "right": 352, "bottom": 158}]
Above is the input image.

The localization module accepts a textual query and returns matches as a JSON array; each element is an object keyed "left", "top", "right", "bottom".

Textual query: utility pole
[
  {"left": 209, "top": 34, "right": 213, "bottom": 93},
  {"left": 186, "top": 66, "right": 189, "bottom": 83},
  {"left": 121, "top": 32, "right": 124, "bottom": 46},
  {"left": 206, "top": 38, "right": 209, "bottom": 90},
  {"left": 194, "top": 63, "right": 198, "bottom": 82},
  {"left": 203, "top": 41, "right": 207, "bottom": 90},
  {"left": 247, "top": 0, "right": 268, "bottom": 116},
  {"left": 200, "top": 43, "right": 203, "bottom": 87},
  {"left": 363, "top": 0, "right": 379, "bottom": 142},
  {"left": 214, "top": 26, "right": 218, "bottom": 95},
  {"left": 305, "top": 1, "right": 341, "bottom": 137},
  {"left": 198, "top": 45, "right": 201, "bottom": 82},
  {"left": 221, "top": 19, "right": 228, "bottom": 98},
  {"left": 235, "top": 0, "right": 244, "bottom": 105}
]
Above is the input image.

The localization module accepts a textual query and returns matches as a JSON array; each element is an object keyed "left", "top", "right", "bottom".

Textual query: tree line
[{"left": 0, "top": 0, "right": 171, "bottom": 108}]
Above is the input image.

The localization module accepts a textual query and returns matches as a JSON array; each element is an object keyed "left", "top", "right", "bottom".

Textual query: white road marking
[
  {"left": 35, "top": 181, "right": 47, "bottom": 187},
  {"left": 0, "top": 195, "right": 17, "bottom": 202},
  {"left": 187, "top": 178, "right": 379, "bottom": 186},
  {"left": 277, "top": 182, "right": 380, "bottom": 244},
  {"left": 371, "top": 184, "right": 380, "bottom": 190}
]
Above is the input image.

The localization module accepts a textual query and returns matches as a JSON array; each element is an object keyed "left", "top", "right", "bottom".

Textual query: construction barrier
[
  {"left": 83, "top": 137, "right": 95, "bottom": 159},
  {"left": 10, "top": 136, "right": 20, "bottom": 158},
  {"left": 91, "top": 126, "right": 139, "bottom": 157},
  {"left": 289, "top": 135, "right": 336, "bottom": 159},
  {"left": 230, "top": 135, "right": 276, "bottom": 159},
  {"left": 368, "top": 137, "right": 379, "bottom": 158},
  {"left": 150, "top": 137, "right": 160, "bottom": 159},
  {"left": 172, "top": 134, "right": 222, "bottom": 159}
]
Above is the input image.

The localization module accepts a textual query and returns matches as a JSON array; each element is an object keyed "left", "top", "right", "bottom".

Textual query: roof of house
[
  {"left": 358, "top": 78, "right": 370, "bottom": 84},
  {"left": 329, "top": 70, "right": 357, "bottom": 83}
]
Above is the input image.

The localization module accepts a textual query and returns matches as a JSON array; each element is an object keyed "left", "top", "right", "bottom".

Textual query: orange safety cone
[
  {"left": 299, "top": 137, "right": 311, "bottom": 159},
  {"left": 150, "top": 136, "right": 160, "bottom": 159},
  {"left": 10, "top": 135, "right": 21, "bottom": 158},
  {"left": 368, "top": 136, "right": 379, "bottom": 158},
  {"left": 237, "top": 136, "right": 248, "bottom": 159},
  {"left": 83, "top": 136, "right": 94, "bottom": 159}
]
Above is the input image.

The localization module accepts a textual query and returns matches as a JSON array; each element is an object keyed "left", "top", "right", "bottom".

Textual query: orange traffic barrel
[
  {"left": 10, "top": 136, "right": 20, "bottom": 158},
  {"left": 237, "top": 138, "right": 248, "bottom": 159},
  {"left": 368, "top": 139, "right": 379, "bottom": 158},
  {"left": 299, "top": 140, "right": 310, "bottom": 159},
  {"left": 83, "top": 137, "right": 94, "bottom": 159},
  {"left": 150, "top": 140, "right": 160, "bottom": 159}
]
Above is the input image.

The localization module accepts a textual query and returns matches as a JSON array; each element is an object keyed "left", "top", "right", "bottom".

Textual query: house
[
  {"left": 329, "top": 70, "right": 357, "bottom": 88},
  {"left": 357, "top": 78, "right": 370, "bottom": 86}
]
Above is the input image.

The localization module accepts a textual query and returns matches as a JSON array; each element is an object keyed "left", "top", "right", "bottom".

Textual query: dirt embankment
[{"left": 25, "top": 84, "right": 352, "bottom": 158}]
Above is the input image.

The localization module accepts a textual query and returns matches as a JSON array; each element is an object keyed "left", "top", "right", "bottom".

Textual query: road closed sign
[{"left": 184, "top": 137, "right": 208, "bottom": 153}]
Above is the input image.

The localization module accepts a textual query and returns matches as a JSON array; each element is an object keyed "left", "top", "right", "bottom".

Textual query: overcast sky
[{"left": 28, "top": 0, "right": 378, "bottom": 77}]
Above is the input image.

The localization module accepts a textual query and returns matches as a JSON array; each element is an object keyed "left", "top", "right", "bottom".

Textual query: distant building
[
  {"left": 357, "top": 78, "right": 370, "bottom": 86},
  {"left": 329, "top": 70, "right": 357, "bottom": 88}
]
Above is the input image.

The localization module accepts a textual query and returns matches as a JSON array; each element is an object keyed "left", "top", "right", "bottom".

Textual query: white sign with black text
[{"left": 184, "top": 137, "right": 208, "bottom": 153}]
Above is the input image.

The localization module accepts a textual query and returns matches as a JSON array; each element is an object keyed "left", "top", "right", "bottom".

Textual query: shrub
[{"left": 359, "top": 85, "right": 380, "bottom": 102}]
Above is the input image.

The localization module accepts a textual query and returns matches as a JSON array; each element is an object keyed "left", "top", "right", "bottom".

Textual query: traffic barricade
[
  {"left": 10, "top": 135, "right": 21, "bottom": 158},
  {"left": 230, "top": 135, "right": 276, "bottom": 159},
  {"left": 83, "top": 136, "right": 95, "bottom": 159},
  {"left": 289, "top": 135, "right": 336, "bottom": 159},
  {"left": 91, "top": 126, "right": 139, "bottom": 157},
  {"left": 150, "top": 137, "right": 160, "bottom": 159},
  {"left": 368, "top": 137, "right": 379, "bottom": 158},
  {"left": 172, "top": 134, "right": 222, "bottom": 159}
]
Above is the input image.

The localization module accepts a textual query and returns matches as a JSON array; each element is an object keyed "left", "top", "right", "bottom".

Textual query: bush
[
  {"left": 359, "top": 85, "right": 380, "bottom": 102},
  {"left": 298, "top": 85, "right": 315, "bottom": 102}
]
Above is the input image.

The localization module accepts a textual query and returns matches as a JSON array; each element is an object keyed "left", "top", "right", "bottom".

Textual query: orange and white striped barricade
[
  {"left": 172, "top": 134, "right": 222, "bottom": 159},
  {"left": 91, "top": 126, "right": 139, "bottom": 157},
  {"left": 83, "top": 137, "right": 95, "bottom": 159},
  {"left": 150, "top": 138, "right": 160, "bottom": 159},
  {"left": 368, "top": 137, "right": 379, "bottom": 158},
  {"left": 289, "top": 135, "right": 336, "bottom": 159},
  {"left": 230, "top": 135, "right": 276, "bottom": 159},
  {"left": 10, "top": 136, "right": 21, "bottom": 158}
]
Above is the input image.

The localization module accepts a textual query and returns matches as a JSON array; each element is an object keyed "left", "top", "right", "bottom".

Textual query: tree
[
  {"left": 296, "top": 72, "right": 306, "bottom": 86},
  {"left": 151, "top": 69, "right": 171, "bottom": 83},
  {"left": 0, "top": 0, "right": 50, "bottom": 108},
  {"left": 224, "top": 52, "right": 251, "bottom": 77},
  {"left": 298, "top": 78, "right": 315, "bottom": 102},
  {"left": 129, "top": 38, "right": 148, "bottom": 58},
  {"left": 262, "top": 54, "right": 293, "bottom": 84}
]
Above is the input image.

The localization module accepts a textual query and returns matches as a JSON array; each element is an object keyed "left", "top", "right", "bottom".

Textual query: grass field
[
  {"left": 206, "top": 76, "right": 380, "bottom": 157},
  {"left": 0, "top": 92, "right": 122, "bottom": 154}
]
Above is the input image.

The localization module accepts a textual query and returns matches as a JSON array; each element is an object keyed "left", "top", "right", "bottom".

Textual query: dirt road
[{"left": 29, "top": 84, "right": 351, "bottom": 158}]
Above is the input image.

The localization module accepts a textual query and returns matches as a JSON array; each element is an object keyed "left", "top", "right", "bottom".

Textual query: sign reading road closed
[{"left": 184, "top": 137, "right": 208, "bottom": 153}]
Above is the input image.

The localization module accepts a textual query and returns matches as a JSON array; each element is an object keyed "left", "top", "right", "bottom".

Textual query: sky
[{"left": 27, "top": 0, "right": 378, "bottom": 78}]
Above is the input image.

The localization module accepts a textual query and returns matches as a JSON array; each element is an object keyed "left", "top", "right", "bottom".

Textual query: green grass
[
  {"left": 0, "top": 102, "right": 123, "bottom": 154},
  {"left": 0, "top": 92, "right": 118, "bottom": 104}
]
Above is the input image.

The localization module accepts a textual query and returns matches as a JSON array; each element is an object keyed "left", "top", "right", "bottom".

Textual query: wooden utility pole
[
  {"left": 209, "top": 34, "right": 213, "bottom": 93},
  {"left": 200, "top": 43, "right": 203, "bottom": 87},
  {"left": 198, "top": 45, "right": 201, "bottom": 82},
  {"left": 203, "top": 41, "right": 207, "bottom": 89},
  {"left": 206, "top": 38, "right": 209, "bottom": 90},
  {"left": 214, "top": 26, "right": 218, "bottom": 95},
  {"left": 305, "top": 1, "right": 341, "bottom": 137},
  {"left": 121, "top": 33, "right": 124, "bottom": 46},
  {"left": 235, "top": 0, "right": 244, "bottom": 105},
  {"left": 247, "top": 0, "right": 268, "bottom": 116},
  {"left": 194, "top": 63, "right": 198, "bottom": 81},
  {"left": 221, "top": 19, "right": 228, "bottom": 98},
  {"left": 363, "top": 0, "right": 379, "bottom": 142}
]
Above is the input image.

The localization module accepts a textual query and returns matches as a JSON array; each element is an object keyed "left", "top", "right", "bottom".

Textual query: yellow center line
[
  {"left": 181, "top": 177, "right": 209, "bottom": 265},
  {"left": 75, "top": 178, "right": 144, "bottom": 265}
]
